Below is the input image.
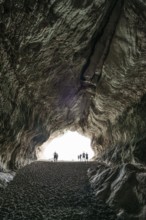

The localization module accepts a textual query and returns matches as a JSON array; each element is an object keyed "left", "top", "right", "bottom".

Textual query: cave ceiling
[{"left": 0, "top": 0, "right": 146, "bottom": 169}]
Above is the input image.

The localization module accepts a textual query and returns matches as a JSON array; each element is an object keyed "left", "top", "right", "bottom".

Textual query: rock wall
[
  {"left": 87, "top": 0, "right": 146, "bottom": 163},
  {"left": 1, "top": 0, "right": 146, "bottom": 169},
  {"left": 88, "top": 162, "right": 146, "bottom": 219}
]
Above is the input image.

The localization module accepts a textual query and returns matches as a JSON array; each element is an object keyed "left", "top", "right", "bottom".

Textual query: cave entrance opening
[{"left": 37, "top": 131, "right": 94, "bottom": 161}]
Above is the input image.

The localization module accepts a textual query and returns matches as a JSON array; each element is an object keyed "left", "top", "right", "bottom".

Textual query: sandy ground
[{"left": 0, "top": 161, "right": 116, "bottom": 220}]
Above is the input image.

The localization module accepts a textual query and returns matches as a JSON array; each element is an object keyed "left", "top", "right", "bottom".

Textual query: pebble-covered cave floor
[{"left": 0, "top": 161, "right": 117, "bottom": 220}]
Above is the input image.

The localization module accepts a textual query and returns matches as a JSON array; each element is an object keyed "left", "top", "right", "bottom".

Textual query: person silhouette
[
  {"left": 82, "top": 152, "right": 85, "bottom": 161},
  {"left": 56, "top": 153, "right": 58, "bottom": 161},
  {"left": 53, "top": 152, "right": 58, "bottom": 162},
  {"left": 85, "top": 153, "right": 88, "bottom": 162}
]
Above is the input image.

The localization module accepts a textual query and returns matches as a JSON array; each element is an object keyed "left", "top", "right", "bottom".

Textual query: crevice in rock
[{"left": 80, "top": 0, "right": 124, "bottom": 93}]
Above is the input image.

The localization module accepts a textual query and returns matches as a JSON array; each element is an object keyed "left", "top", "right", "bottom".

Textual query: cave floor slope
[{"left": 0, "top": 161, "right": 116, "bottom": 220}]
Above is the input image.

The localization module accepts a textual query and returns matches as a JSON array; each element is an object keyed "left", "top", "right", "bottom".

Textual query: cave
[{"left": 0, "top": 0, "right": 146, "bottom": 219}]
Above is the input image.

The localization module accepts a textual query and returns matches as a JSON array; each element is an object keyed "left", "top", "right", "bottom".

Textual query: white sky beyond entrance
[{"left": 38, "top": 131, "right": 94, "bottom": 161}]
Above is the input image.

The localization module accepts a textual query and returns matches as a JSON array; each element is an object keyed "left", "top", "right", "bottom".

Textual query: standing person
[
  {"left": 82, "top": 152, "right": 85, "bottom": 161},
  {"left": 85, "top": 153, "right": 88, "bottom": 162},
  {"left": 56, "top": 153, "right": 58, "bottom": 161},
  {"left": 79, "top": 154, "right": 82, "bottom": 161},
  {"left": 53, "top": 152, "right": 58, "bottom": 162}
]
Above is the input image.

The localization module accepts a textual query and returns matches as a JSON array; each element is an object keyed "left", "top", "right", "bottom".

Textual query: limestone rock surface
[
  {"left": 0, "top": 171, "right": 15, "bottom": 188},
  {"left": 88, "top": 162, "right": 146, "bottom": 219}
]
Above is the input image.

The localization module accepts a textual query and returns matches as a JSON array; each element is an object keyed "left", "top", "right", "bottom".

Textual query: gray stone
[
  {"left": 0, "top": 172, "right": 15, "bottom": 188},
  {"left": 89, "top": 163, "right": 146, "bottom": 219}
]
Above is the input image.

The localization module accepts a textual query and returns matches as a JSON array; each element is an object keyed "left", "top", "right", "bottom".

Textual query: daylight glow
[{"left": 37, "top": 131, "right": 94, "bottom": 161}]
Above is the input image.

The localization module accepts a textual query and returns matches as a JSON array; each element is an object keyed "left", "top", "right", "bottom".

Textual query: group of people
[
  {"left": 78, "top": 152, "right": 88, "bottom": 162},
  {"left": 53, "top": 152, "right": 89, "bottom": 162}
]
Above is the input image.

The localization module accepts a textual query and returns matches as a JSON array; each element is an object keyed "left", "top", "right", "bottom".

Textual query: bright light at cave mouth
[{"left": 37, "top": 131, "right": 94, "bottom": 161}]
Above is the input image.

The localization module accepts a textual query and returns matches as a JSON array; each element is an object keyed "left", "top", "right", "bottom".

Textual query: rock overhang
[{"left": 0, "top": 0, "right": 146, "bottom": 170}]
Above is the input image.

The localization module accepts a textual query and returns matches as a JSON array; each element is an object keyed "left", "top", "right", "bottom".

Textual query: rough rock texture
[
  {"left": 88, "top": 162, "right": 146, "bottom": 219},
  {"left": 0, "top": 0, "right": 146, "bottom": 219},
  {"left": 0, "top": 171, "right": 15, "bottom": 188}
]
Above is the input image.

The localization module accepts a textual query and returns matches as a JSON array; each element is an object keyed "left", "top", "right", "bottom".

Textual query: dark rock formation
[
  {"left": 0, "top": 0, "right": 146, "bottom": 218},
  {"left": 0, "top": 171, "right": 15, "bottom": 189},
  {"left": 88, "top": 162, "right": 146, "bottom": 219},
  {"left": 0, "top": 0, "right": 146, "bottom": 167}
]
